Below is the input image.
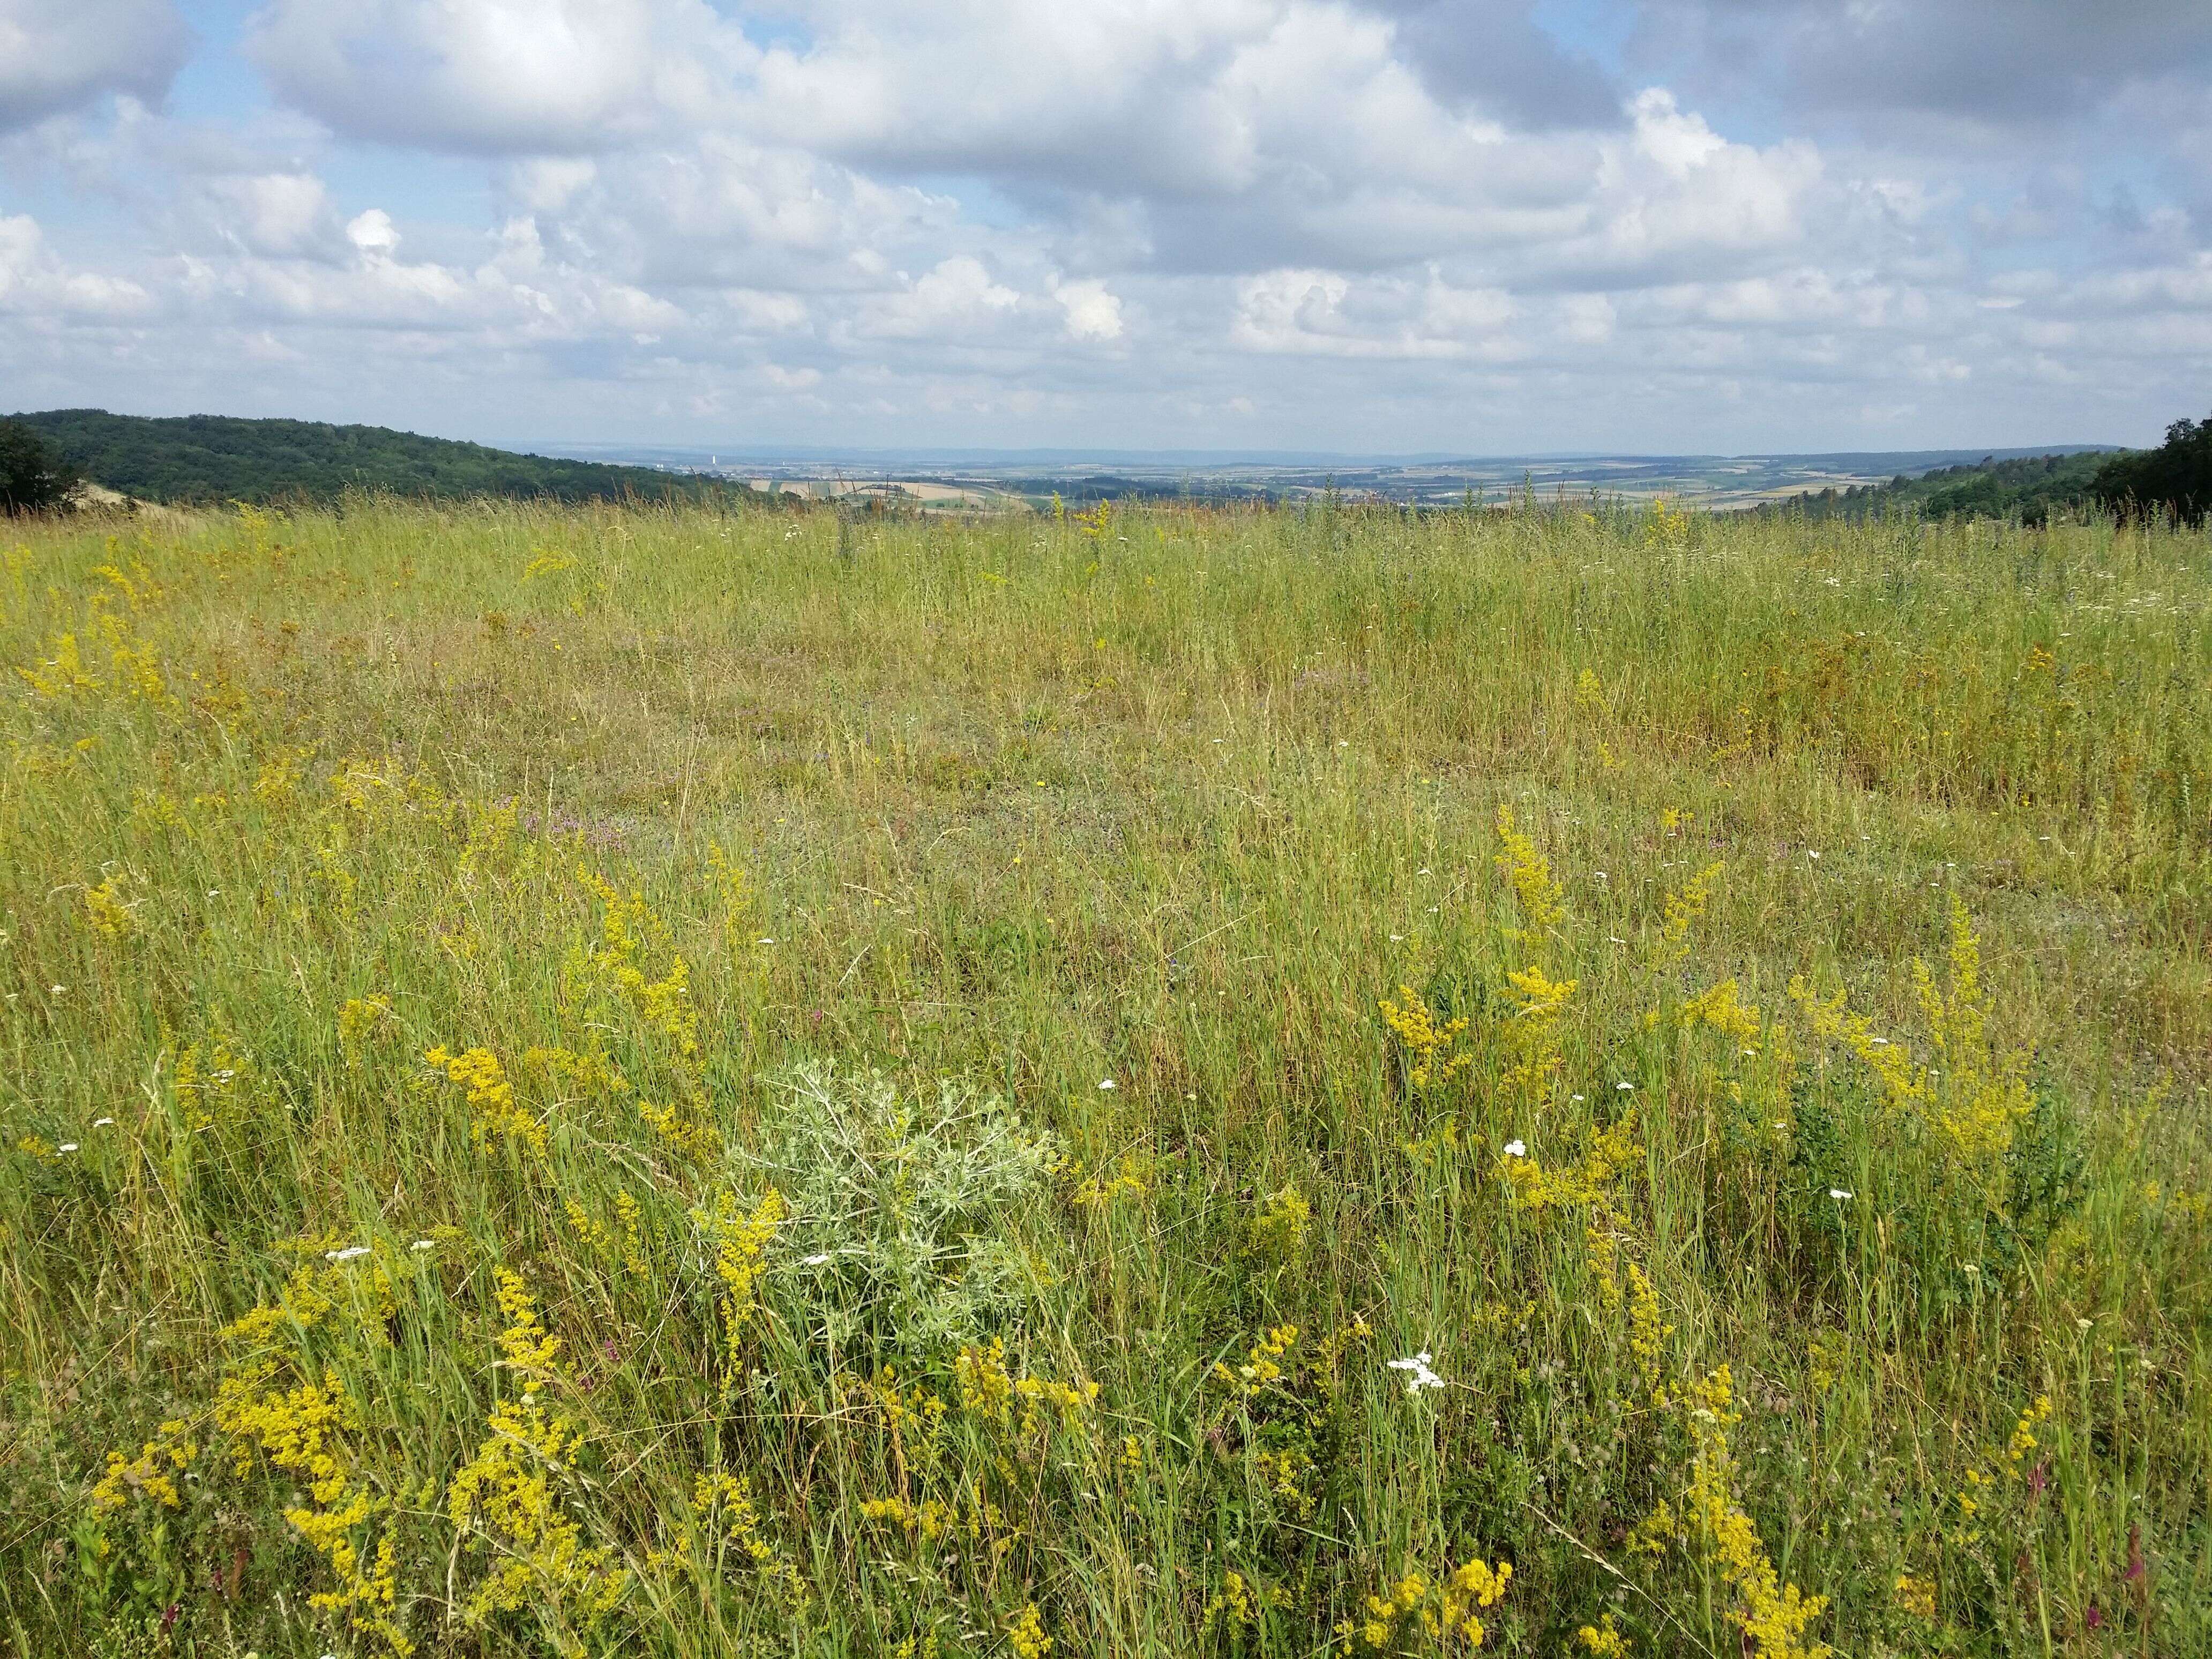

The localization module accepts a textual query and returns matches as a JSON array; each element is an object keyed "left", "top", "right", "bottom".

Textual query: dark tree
[
  {"left": 2093, "top": 413, "right": 2212, "bottom": 525},
  {"left": 0, "top": 419, "right": 79, "bottom": 514}
]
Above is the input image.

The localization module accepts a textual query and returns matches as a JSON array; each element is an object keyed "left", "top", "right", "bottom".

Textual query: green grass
[{"left": 2, "top": 495, "right": 2208, "bottom": 1658}]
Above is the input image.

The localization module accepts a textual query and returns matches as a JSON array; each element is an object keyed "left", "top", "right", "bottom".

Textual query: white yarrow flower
[
  {"left": 1828, "top": 1188, "right": 1854, "bottom": 1201},
  {"left": 1501, "top": 1139, "right": 1527, "bottom": 1158},
  {"left": 1616, "top": 1080, "right": 1635, "bottom": 1091},
  {"left": 326, "top": 1245, "right": 372, "bottom": 1262},
  {"left": 57, "top": 1142, "right": 79, "bottom": 1153},
  {"left": 93, "top": 1117, "right": 115, "bottom": 1127},
  {"left": 1097, "top": 1079, "right": 1117, "bottom": 1090},
  {"left": 1386, "top": 1351, "right": 1446, "bottom": 1393},
  {"left": 410, "top": 1239, "right": 437, "bottom": 1251}
]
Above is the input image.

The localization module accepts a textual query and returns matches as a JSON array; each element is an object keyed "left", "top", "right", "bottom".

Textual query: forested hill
[
  {"left": 9, "top": 409, "right": 753, "bottom": 507},
  {"left": 1763, "top": 449, "right": 2120, "bottom": 524}
]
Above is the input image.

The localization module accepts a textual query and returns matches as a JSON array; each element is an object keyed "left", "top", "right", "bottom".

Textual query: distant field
[
  {"left": 3, "top": 498, "right": 2208, "bottom": 1658},
  {"left": 552, "top": 443, "right": 2128, "bottom": 511}
]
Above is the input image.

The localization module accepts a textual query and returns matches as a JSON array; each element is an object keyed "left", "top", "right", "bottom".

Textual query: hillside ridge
[{"left": 9, "top": 408, "right": 757, "bottom": 507}]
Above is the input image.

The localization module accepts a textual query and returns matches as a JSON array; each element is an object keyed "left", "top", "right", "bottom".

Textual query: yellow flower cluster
[
  {"left": 693, "top": 1470, "right": 809, "bottom": 1608},
  {"left": 955, "top": 1338, "right": 1098, "bottom": 1441},
  {"left": 1008, "top": 1602, "right": 1055, "bottom": 1658},
  {"left": 17, "top": 606, "right": 170, "bottom": 706},
  {"left": 1653, "top": 862, "right": 1723, "bottom": 968},
  {"left": 1500, "top": 964, "right": 1576, "bottom": 1101},
  {"left": 1675, "top": 977, "right": 1762, "bottom": 1047},
  {"left": 1576, "top": 1611, "right": 1632, "bottom": 1655},
  {"left": 1211, "top": 1324, "right": 1300, "bottom": 1399},
  {"left": 1494, "top": 805, "right": 1564, "bottom": 935},
  {"left": 1246, "top": 1183, "right": 1312, "bottom": 1260},
  {"left": 215, "top": 1364, "right": 412, "bottom": 1655},
  {"left": 81, "top": 872, "right": 138, "bottom": 938},
  {"left": 699, "top": 1189, "right": 784, "bottom": 1369},
  {"left": 1792, "top": 897, "right": 2031, "bottom": 1198},
  {"left": 1379, "top": 987, "right": 1470, "bottom": 1088},
  {"left": 1342, "top": 1557, "right": 1512, "bottom": 1651},
  {"left": 577, "top": 868, "right": 700, "bottom": 1060},
  {"left": 1894, "top": 1574, "right": 1937, "bottom": 1620},
  {"left": 90, "top": 1421, "right": 197, "bottom": 1514},
  {"left": 448, "top": 1274, "right": 627, "bottom": 1637},
  {"left": 220, "top": 1246, "right": 395, "bottom": 1353},
  {"left": 1503, "top": 1114, "right": 1639, "bottom": 1217},
  {"left": 337, "top": 995, "right": 392, "bottom": 1059},
  {"left": 423, "top": 1044, "right": 545, "bottom": 1154},
  {"left": 1072, "top": 1150, "right": 1152, "bottom": 1207},
  {"left": 1672, "top": 1366, "right": 1830, "bottom": 1659}
]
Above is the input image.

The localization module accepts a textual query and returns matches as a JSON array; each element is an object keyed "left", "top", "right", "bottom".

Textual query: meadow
[{"left": 1, "top": 493, "right": 2207, "bottom": 1658}]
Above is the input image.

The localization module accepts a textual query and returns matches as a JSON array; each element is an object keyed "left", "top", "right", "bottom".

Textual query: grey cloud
[
  {"left": 1641, "top": 0, "right": 2212, "bottom": 131},
  {"left": 0, "top": 0, "right": 190, "bottom": 132},
  {"left": 1361, "top": 0, "right": 1623, "bottom": 130}
]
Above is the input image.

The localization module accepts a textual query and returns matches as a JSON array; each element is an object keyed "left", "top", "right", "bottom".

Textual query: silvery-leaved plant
[{"left": 724, "top": 1063, "right": 1063, "bottom": 1374}]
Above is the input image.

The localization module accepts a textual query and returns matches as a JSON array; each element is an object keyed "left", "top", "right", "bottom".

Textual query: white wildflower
[
  {"left": 410, "top": 1239, "right": 437, "bottom": 1251},
  {"left": 326, "top": 1245, "right": 372, "bottom": 1262},
  {"left": 1097, "top": 1079, "right": 1117, "bottom": 1090},
  {"left": 1500, "top": 1140, "right": 1526, "bottom": 1158},
  {"left": 57, "top": 1142, "right": 79, "bottom": 1153},
  {"left": 802, "top": 1252, "right": 834, "bottom": 1267},
  {"left": 1828, "top": 1189, "right": 1853, "bottom": 1201},
  {"left": 1386, "top": 1351, "right": 1446, "bottom": 1394}
]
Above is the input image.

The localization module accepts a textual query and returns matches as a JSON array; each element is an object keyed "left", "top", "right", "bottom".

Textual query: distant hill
[
  {"left": 1763, "top": 449, "right": 2123, "bottom": 524},
  {"left": 8, "top": 409, "right": 757, "bottom": 508}
]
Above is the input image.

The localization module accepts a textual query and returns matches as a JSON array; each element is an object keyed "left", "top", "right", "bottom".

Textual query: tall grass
[{"left": 2, "top": 494, "right": 2207, "bottom": 1657}]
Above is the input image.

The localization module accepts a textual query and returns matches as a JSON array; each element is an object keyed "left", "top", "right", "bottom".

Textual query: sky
[{"left": 2, "top": 1, "right": 2209, "bottom": 455}]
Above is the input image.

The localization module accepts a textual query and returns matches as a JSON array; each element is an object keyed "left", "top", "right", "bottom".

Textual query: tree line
[{"left": 1, "top": 409, "right": 757, "bottom": 512}]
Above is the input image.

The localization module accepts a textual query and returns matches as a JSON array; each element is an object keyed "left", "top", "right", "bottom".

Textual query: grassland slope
[{"left": 2, "top": 498, "right": 2207, "bottom": 1658}]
